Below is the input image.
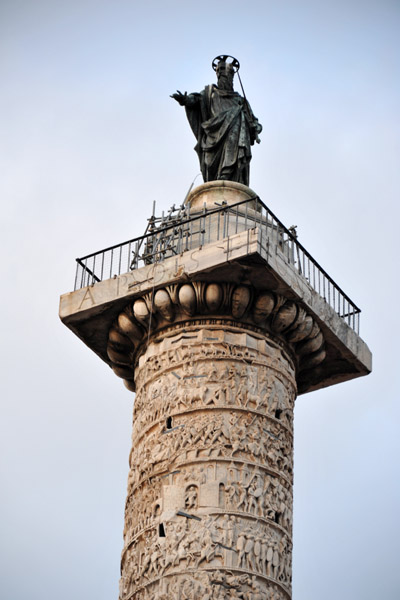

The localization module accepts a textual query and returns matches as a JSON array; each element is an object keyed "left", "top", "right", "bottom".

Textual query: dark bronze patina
[{"left": 171, "top": 55, "right": 262, "bottom": 186}]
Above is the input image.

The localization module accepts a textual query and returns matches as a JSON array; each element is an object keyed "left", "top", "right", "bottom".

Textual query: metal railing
[{"left": 74, "top": 196, "right": 360, "bottom": 332}]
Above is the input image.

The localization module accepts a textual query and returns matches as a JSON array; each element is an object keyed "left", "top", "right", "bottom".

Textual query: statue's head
[
  {"left": 216, "top": 60, "right": 234, "bottom": 89},
  {"left": 212, "top": 54, "right": 240, "bottom": 91}
]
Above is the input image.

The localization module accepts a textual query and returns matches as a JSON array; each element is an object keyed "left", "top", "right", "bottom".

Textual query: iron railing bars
[
  {"left": 177, "top": 224, "right": 183, "bottom": 255},
  {"left": 109, "top": 248, "right": 113, "bottom": 279},
  {"left": 74, "top": 195, "right": 361, "bottom": 331},
  {"left": 201, "top": 204, "right": 206, "bottom": 247},
  {"left": 185, "top": 204, "right": 191, "bottom": 252},
  {"left": 76, "top": 258, "right": 100, "bottom": 284},
  {"left": 118, "top": 245, "right": 122, "bottom": 276},
  {"left": 189, "top": 214, "right": 193, "bottom": 251},
  {"left": 127, "top": 242, "right": 131, "bottom": 272},
  {"left": 234, "top": 203, "right": 238, "bottom": 234},
  {"left": 101, "top": 252, "right": 105, "bottom": 281},
  {"left": 223, "top": 207, "right": 227, "bottom": 239},
  {"left": 80, "top": 259, "right": 85, "bottom": 288},
  {"left": 253, "top": 199, "right": 360, "bottom": 315},
  {"left": 78, "top": 196, "right": 259, "bottom": 265},
  {"left": 254, "top": 197, "right": 259, "bottom": 229},
  {"left": 74, "top": 265, "right": 78, "bottom": 291}
]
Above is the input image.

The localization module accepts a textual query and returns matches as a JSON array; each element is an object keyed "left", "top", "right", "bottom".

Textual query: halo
[{"left": 212, "top": 55, "right": 240, "bottom": 73}]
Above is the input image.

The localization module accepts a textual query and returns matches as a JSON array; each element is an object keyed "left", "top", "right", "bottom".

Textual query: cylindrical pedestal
[
  {"left": 120, "top": 317, "right": 295, "bottom": 599},
  {"left": 187, "top": 180, "right": 258, "bottom": 210}
]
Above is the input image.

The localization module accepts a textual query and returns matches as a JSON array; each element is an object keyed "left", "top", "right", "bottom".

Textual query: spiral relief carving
[
  {"left": 113, "top": 278, "right": 311, "bottom": 599},
  {"left": 118, "top": 321, "right": 296, "bottom": 599}
]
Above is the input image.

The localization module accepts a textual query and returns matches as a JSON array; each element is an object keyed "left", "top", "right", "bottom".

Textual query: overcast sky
[{"left": 1, "top": 1, "right": 399, "bottom": 599}]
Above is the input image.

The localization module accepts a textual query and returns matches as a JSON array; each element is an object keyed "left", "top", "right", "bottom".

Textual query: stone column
[
  {"left": 114, "top": 282, "right": 325, "bottom": 600},
  {"left": 60, "top": 180, "right": 371, "bottom": 600}
]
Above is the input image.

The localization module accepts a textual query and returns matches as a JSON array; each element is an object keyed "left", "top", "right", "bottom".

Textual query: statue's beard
[{"left": 217, "top": 74, "right": 234, "bottom": 91}]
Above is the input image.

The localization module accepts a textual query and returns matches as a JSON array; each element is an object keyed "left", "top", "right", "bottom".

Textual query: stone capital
[{"left": 107, "top": 281, "right": 325, "bottom": 392}]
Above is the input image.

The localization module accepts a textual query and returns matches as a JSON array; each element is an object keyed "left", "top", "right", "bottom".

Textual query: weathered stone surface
[
  {"left": 60, "top": 226, "right": 371, "bottom": 395},
  {"left": 102, "top": 281, "right": 326, "bottom": 392},
  {"left": 121, "top": 322, "right": 294, "bottom": 599},
  {"left": 187, "top": 180, "right": 257, "bottom": 211}
]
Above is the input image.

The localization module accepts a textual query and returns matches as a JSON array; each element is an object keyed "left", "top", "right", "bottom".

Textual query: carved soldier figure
[
  {"left": 171, "top": 55, "right": 262, "bottom": 186},
  {"left": 184, "top": 485, "right": 198, "bottom": 509},
  {"left": 148, "top": 541, "right": 164, "bottom": 578},
  {"left": 254, "top": 534, "right": 263, "bottom": 573},
  {"left": 225, "top": 479, "right": 240, "bottom": 509},
  {"left": 271, "top": 538, "right": 280, "bottom": 579},
  {"left": 237, "top": 529, "right": 247, "bottom": 568},
  {"left": 265, "top": 535, "right": 276, "bottom": 577},
  {"left": 224, "top": 514, "right": 236, "bottom": 548},
  {"left": 244, "top": 530, "right": 256, "bottom": 571},
  {"left": 246, "top": 576, "right": 264, "bottom": 600},
  {"left": 196, "top": 526, "right": 217, "bottom": 567}
]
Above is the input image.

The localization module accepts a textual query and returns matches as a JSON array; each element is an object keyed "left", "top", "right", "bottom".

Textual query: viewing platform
[{"left": 60, "top": 182, "right": 371, "bottom": 395}]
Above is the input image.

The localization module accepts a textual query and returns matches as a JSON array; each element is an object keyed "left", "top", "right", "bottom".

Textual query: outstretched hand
[{"left": 170, "top": 90, "right": 188, "bottom": 106}]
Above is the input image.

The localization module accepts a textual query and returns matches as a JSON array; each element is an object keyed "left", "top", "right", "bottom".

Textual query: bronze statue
[{"left": 171, "top": 55, "right": 262, "bottom": 186}]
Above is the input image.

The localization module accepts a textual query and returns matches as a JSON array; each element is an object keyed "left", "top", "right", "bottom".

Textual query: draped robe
[{"left": 184, "top": 84, "right": 260, "bottom": 186}]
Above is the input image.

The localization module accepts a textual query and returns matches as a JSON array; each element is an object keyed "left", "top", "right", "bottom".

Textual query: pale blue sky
[{"left": 1, "top": 1, "right": 399, "bottom": 599}]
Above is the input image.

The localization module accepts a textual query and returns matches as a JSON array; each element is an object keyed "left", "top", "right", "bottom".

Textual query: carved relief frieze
[
  {"left": 118, "top": 283, "right": 302, "bottom": 598},
  {"left": 122, "top": 570, "right": 290, "bottom": 600},
  {"left": 123, "top": 477, "right": 163, "bottom": 542},
  {"left": 123, "top": 456, "right": 293, "bottom": 554},
  {"left": 130, "top": 330, "right": 296, "bottom": 442},
  {"left": 121, "top": 511, "right": 292, "bottom": 600},
  {"left": 127, "top": 409, "right": 293, "bottom": 492},
  {"left": 122, "top": 449, "right": 294, "bottom": 596},
  {"left": 133, "top": 327, "right": 296, "bottom": 387}
]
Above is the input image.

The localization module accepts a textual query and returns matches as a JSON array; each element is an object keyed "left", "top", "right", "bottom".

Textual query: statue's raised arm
[
  {"left": 171, "top": 55, "right": 262, "bottom": 187},
  {"left": 170, "top": 90, "right": 201, "bottom": 108}
]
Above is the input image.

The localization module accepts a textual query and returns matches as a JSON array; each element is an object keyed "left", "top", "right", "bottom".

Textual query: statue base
[{"left": 187, "top": 180, "right": 257, "bottom": 211}]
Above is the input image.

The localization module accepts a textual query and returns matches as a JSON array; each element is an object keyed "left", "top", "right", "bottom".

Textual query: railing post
[
  {"left": 93, "top": 255, "right": 96, "bottom": 285},
  {"left": 71, "top": 196, "right": 362, "bottom": 333},
  {"left": 74, "top": 263, "right": 79, "bottom": 292},
  {"left": 83, "top": 258, "right": 88, "bottom": 288}
]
